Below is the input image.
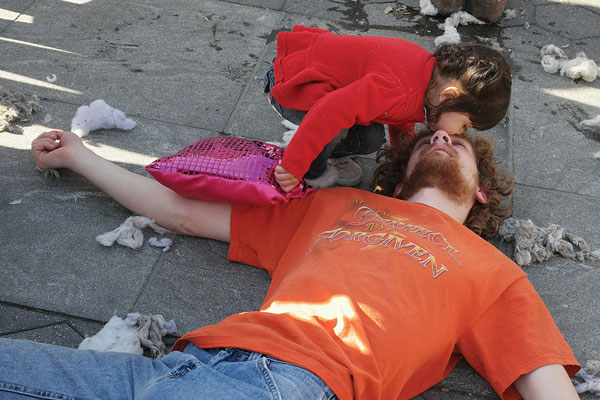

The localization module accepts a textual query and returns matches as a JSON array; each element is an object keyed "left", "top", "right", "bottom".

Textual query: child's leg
[
  {"left": 331, "top": 123, "right": 386, "bottom": 159},
  {"left": 263, "top": 66, "right": 384, "bottom": 187},
  {"left": 305, "top": 123, "right": 386, "bottom": 188},
  {"left": 304, "top": 129, "right": 348, "bottom": 180},
  {"left": 263, "top": 66, "right": 306, "bottom": 125},
  {"left": 326, "top": 123, "right": 386, "bottom": 187}
]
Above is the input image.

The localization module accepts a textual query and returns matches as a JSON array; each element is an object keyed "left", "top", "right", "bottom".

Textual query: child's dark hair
[{"left": 429, "top": 43, "right": 512, "bottom": 131}]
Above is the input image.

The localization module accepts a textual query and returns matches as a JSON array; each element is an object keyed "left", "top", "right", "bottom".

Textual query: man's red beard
[{"left": 400, "top": 151, "right": 477, "bottom": 205}]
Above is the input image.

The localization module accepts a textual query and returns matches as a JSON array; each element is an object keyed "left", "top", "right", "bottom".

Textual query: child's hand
[
  {"left": 275, "top": 165, "right": 300, "bottom": 192},
  {"left": 31, "top": 130, "right": 85, "bottom": 170}
]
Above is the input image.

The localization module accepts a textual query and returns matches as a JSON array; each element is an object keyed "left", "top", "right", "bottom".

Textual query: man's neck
[{"left": 404, "top": 187, "right": 473, "bottom": 224}]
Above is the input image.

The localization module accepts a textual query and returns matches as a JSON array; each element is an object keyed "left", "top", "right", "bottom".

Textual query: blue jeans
[
  {"left": 263, "top": 66, "right": 386, "bottom": 179},
  {"left": 0, "top": 338, "right": 337, "bottom": 400}
]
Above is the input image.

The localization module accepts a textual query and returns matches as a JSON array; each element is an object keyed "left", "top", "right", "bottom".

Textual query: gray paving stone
[
  {"left": 2, "top": 97, "right": 224, "bottom": 183},
  {"left": 509, "top": 61, "right": 600, "bottom": 197},
  {"left": 223, "top": 39, "right": 283, "bottom": 142},
  {"left": 283, "top": 0, "right": 380, "bottom": 31},
  {"left": 536, "top": 3, "right": 600, "bottom": 40},
  {"left": 225, "top": 16, "right": 380, "bottom": 142},
  {"left": 0, "top": 0, "right": 34, "bottom": 32},
  {"left": 418, "top": 387, "right": 494, "bottom": 399},
  {"left": 427, "top": 359, "right": 496, "bottom": 398},
  {"left": 501, "top": 25, "right": 574, "bottom": 61},
  {"left": 509, "top": 185, "right": 600, "bottom": 361},
  {"left": 524, "top": 0, "right": 552, "bottom": 5},
  {"left": 498, "top": 0, "right": 536, "bottom": 28},
  {"left": 67, "top": 318, "right": 106, "bottom": 339},
  {"left": 225, "top": 0, "right": 285, "bottom": 10},
  {"left": 0, "top": 0, "right": 280, "bottom": 132},
  {"left": 3, "top": 323, "right": 84, "bottom": 348},
  {"left": 582, "top": 5, "right": 600, "bottom": 16},
  {"left": 0, "top": 304, "right": 64, "bottom": 335},
  {"left": 131, "top": 235, "right": 270, "bottom": 335},
  {"left": 365, "top": 2, "right": 427, "bottom": 32},
  {"left": 0, "top": 185, "right": 159, "bottom": 321}
]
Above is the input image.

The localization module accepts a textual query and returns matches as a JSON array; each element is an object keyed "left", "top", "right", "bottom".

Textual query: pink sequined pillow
[{"left": 145, "top": 137, "right": 313, "bottom": 206}]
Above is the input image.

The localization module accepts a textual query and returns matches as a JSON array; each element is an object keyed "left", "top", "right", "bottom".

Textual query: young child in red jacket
[{"left": 264, "top": 25, "right": 512, "bottom": 192}]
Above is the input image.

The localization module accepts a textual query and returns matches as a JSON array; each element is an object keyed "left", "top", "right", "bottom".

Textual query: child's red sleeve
[
  {"left": 280, "top": 72, "right": 404, "bottom": 180},
  {"left": 291, "top": 25, "right": 329, "bottom": 34}
]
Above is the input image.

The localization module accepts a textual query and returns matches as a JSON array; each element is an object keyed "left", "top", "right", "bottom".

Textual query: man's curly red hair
[{"left": 372, "top": 130, "right": 514, "bottom": 239}]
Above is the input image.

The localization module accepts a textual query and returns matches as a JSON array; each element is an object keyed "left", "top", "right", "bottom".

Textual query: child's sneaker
[
  {"left": 328, "top": 156, "right": 363, "bottom": 187},
  {"left": 305, "top": 164, "right": 338, "bottom": 189}
]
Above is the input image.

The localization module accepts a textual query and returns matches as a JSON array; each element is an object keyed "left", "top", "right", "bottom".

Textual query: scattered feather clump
[
  {"left": 419, "top": 0, "right": 438, "bottom": 16},
  {"left": 582, "top": 115, "right": 600, "bottom": 131},
  {"left": 97, "top": 215, "right": 170, "bottom": 250},
  {"left": 79, "top": 313, "right": 177, "bottom": 359},
  {"left": 503, "top": 9, "right": 517, "bottom": 20},
  {"left": 498, "top": 217, "right": 600, "bottom": 266},
  {"left": 434, "top": 12, "right": 485, "bottom": 46},
  {"left": 79, "top": 316, "right": 143, "bottom": 355},
  {"left": 540, "top": 45, "right": 599, "bottom": 82},
  {"left": 71, "top": 99, "right": 136, "bottom": 137},
  {"left": 0, "top": 85, "right": 41, "bottom": 132},
  {"left": 573, "top": 360, "right": 600, "bottom": 396}
]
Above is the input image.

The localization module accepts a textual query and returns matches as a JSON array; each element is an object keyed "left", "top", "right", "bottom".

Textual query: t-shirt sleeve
[
  {"left": 227, "top": 193, "right": 317, "bottom": 275},
  {"left": 456, "top": 276, "right": 580, "bottom": 400}
]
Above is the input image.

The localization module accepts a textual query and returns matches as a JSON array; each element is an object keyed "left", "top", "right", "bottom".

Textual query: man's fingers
[
  {"left": 36, "top": 130, "right": 63, "bottom": 140},
  {"left": 32, "top": 137, "right": 58, "bottom": 152}
]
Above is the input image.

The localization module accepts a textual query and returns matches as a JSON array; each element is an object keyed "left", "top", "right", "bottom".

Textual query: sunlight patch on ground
[
  {"left": 540, "top": 87, "right": 600, "bottom": 109},
  {"left": 88, "top": 142, "right": 156, "bottom": 166},
  {"left": 0, "top": 9, "right": 34, "bottom": 23},
  {"left": 0, "top": 70, "right": 82, "bottom": 94},
  {"left": 0, "top": 37, "right": 80, "bottom": 55},
  {"left": 549, "top": 0, "right": 599, "bottom": 8},
  {"left": 2, "top": 124, "right": 154, "bottom": 167}
]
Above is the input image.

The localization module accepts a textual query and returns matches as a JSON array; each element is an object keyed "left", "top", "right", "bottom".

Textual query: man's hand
[
  {"left": 31, "top": 130, "right": 86, "bottom": 170},
  {"left": 31, "top": 129, "right": 232, "bottom": 242},
  {"left": 275, "top": 165, "right": 300, "bottom": 192}
]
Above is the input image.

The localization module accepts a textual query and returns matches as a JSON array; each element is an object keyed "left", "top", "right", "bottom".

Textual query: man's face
[{"left": 398, "top": 130, "right": 481, "bottom": 205}]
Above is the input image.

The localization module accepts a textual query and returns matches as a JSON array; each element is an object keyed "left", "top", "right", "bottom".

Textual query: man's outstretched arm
[
  {"left": 32, "top": 130, "right": 231, "bottom": 242},
  {"left": 514, "top": 364, "right": 579, "bottom": 399}
]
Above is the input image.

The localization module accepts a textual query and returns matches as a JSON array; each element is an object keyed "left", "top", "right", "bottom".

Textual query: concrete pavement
[{"left": 1, "top": 0, "right": 599, "bottom": 398}]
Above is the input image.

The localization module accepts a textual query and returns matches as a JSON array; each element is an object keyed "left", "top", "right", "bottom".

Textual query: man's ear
[
  {"left": 475, "top": 185, "right": 489, "bottom": 204},
  {"left": 439, "top": 86, "right": 461, "bottom": 102},
  {"left": 393, "top": 183, "right": 403, "bottom": 199}
]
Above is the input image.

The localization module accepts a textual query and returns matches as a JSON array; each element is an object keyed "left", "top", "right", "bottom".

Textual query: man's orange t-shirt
[{"left": 174, "top": 188, "right": 579, "bottom": 400}]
